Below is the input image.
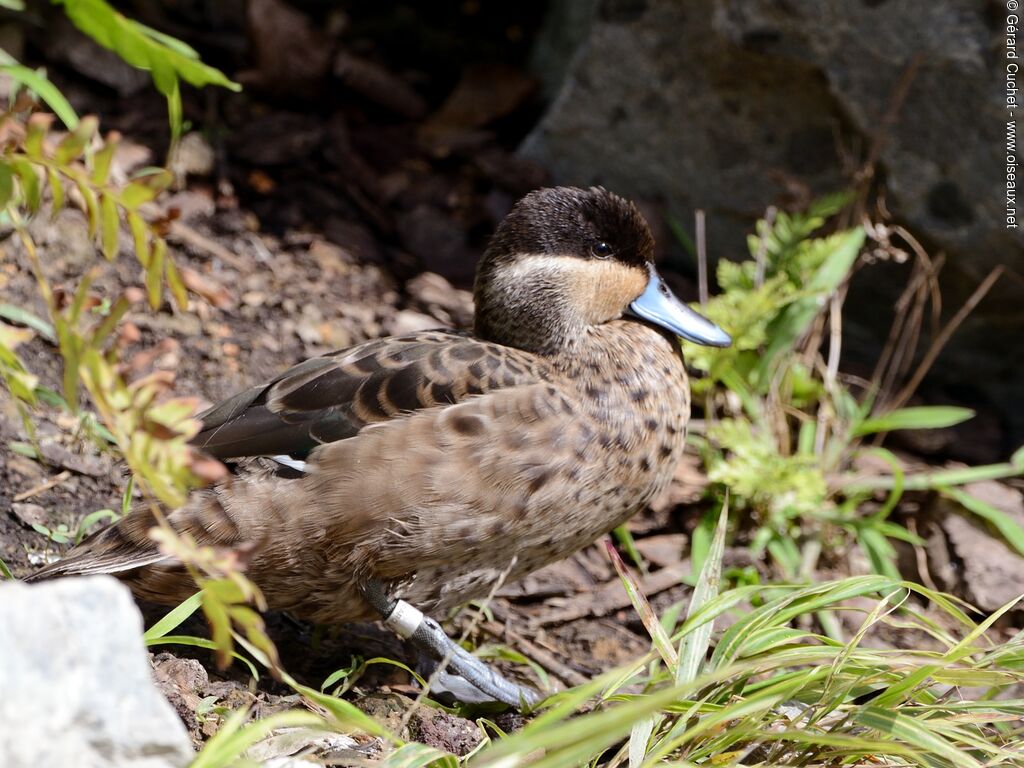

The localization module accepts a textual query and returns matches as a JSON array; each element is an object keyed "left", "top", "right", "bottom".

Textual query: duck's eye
[{"left": 591, "top": 241, "right": 613, "bottom": 259}]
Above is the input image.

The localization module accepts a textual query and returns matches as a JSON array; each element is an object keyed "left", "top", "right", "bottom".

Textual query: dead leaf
[
  {"left": 421, "top": 63, "right": 536, "bottom": 146},
  {"left": 181, "top": 267, "right": 234, "bottom": 309},
  {"left": 187, "top": 449, "right": 229, "bottom": 486}
]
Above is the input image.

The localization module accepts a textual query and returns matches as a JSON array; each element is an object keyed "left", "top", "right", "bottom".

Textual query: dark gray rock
[
  {"left": 522, "top": 0, "right": 1024, "bottom": 445},
  {"left": 0, "top": 577, "right": 192, "bottom": 768}
]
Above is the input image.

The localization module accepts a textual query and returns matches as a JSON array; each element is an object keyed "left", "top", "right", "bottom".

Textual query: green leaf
[
  {"left": 858, "top": 526, "right": 901, "bottom": 579},
  {"left": 164, "top": 250, "right": 188, "bottom": 309},
  {"left": 843, "top": 459, "right": 1024, "bottom": 492},
  {"left": 73, "top": 177, "right": 100, "bottom": 236},
  {"left": 91, "top": 136, "right": 117, "bottom": 186},
  {"left": 54, "top": 0, "right": 239, "bottom": 137},
  {"left": 145, "top": 635, "right": 259, "bottom": 679},
  {"left": 99, "top": 192, "right": 120, "bottom": 259},
  {"left": 32, "top": 522, "right": 71, "bottom": 544},
  {"left": 855, "top": 706, "right": 982, "bottom": 768},
  {"left": 9, "top": 441, "right": 38, "bottom": 458},
  {"left": 862, "top": 446, "right": 904, "bottom": 520},
  {"left": 1011, "top": 443, "right": 1024, "bottom": 469},
  {"left": 191, "top": 708, "right": 326, "bottom": 768},
  {"left": 90, "top": 294, "right": 131, "bottom": 347},
  {"left": 608, "top": 540, "right": 677, "bottom": 671},
  {"left": 146, "top": 236, "right": 166, "bottom": 307},
  {"left": 133, "top": 21, "right": 200, "bottom": 58},
  {"left": 0, "top": 64, "right": 79, "bottom": 129},
  {"left": 24, "top": 113, "right": 52, "bottom": 159},
  {"left": 119, "top": 180, "right": 160, "bottom": 209},
  {"left": 687, "top": 506, "right": 717, "bottom": 581},
  {"left": 126, "top": 210, "right": 151, "bottom": 266},
  {"left": 0, "top": 161, "right": 13, "bottom": 209},
  {"left": 47, "top": 167, "right": 65, "bottom": 217},
  {"left": 0, "top": 303, "right": 56, "bottom": 342},
  {"left": 942, "top": 487, "right": 1024, "bottom": 559},
  {"left": 613, "top": 525, "right": 647, "bottom": 571},
  {"left": 380, "top": 743, "right": 459, "bottom": 768},
  {"left": 628, "top": 716, "right": 656, "bottom": 768},
  {"left": 677, "top": 498, "right": 728, "bottom": 685},
  {"left": 73, "top": 508, "right": 119, "bottom": 543},
  {"left": 854, "top": 406, "right": 975, "bottom": 437},
  {"left": 753, "top": 227, "right": 864, "bottom": 385},
  {"left": 12, "top": 158, "right": 41, "bottom": 213},
  {"left": 289, "top": 683, "right": 392, "bottom": 738},
  {"left": 67, "top": 269, "right": 94, "bottom": 324},
  {"left": 54, "top": 115, "right": 97, "bottom": 165}
]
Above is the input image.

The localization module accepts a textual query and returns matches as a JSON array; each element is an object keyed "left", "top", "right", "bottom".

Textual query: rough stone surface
[
  {"left": 522, "top": 0, "right": 1024, "bottom": 444},
  {"left": 0, "top": 577, "right": 193, "bottom": 768},
  {"left": 936, "top": 480, "right": 1024, "bottom": 612}
]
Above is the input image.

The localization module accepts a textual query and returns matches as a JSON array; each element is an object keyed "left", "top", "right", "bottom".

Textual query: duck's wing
[
  {"left": 193, "top": 329, "right": 546, "bottom": 460},
  {"left": 25, "top": 331, "right": 555, "bottom": 590}
]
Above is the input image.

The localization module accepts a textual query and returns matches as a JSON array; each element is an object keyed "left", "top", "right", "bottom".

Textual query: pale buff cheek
[
  {"left": 570, "top": 261, "right": 648, "bottom": 324},
  {"left": 484, "top": 254, "right": 648, "bottom": 326}
]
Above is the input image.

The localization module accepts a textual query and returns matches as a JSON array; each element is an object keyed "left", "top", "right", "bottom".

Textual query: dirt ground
[{"left": 2, "top": 1, "right": 1024, "bottom": 756}]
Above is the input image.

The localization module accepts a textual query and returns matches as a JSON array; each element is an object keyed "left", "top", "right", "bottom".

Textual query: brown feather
[{"left": 30, "top": 187, "right": 698, "bottom": 630}]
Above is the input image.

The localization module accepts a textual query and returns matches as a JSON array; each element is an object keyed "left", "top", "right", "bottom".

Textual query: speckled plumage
[{"left": 30, "top": 187, "right": 698, "bottom": 627}]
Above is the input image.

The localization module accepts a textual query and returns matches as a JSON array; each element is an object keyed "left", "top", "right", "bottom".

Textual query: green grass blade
[
  {"left": 853, "top": 405, "right": 975, "bottom": 437},
  {"left": 628, "top": 715, "right": 657, "bottom": 768},
  {"left": 677, "top": 498, "right": 728, "bottom": 685},
  {"left": 0, "top": 303, "right": 56, "bottom": 342},
  {"left": 842, "top": 459, "right": 1024, "bottom": 492},
  {"left": 143, "top": 591, "right": 203, "bottom": 641},
  {"left": 855, "top": 706, "right": 982, "bottom": 768},
  {"left": 0, "top": 64, "right": 79, "bottom": 128},
  {"left": 189, "top": 708, "right": 324, "bottom": 768},
  {"left": 380, "top": 743, "right": 459, "bottom": 768},
  {"left": 607, "top": 539, "right": 678, "bottom": 671},
  {"left": 942, "top": 486, "right": 1024, "bottom": 558}
]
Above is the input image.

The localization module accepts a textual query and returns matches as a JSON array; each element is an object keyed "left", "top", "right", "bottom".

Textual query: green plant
[
  {"left": 0, "top": 0, "right": 287, "bottom": 712},
  {"left": 140, "top": 511, "right": 1024, "bottom": 767},
  {"left": 679, "top": 197, "right": 1024, "bottom": 579},
  {"left": 30, "top": 507, "right": 119, "bottom": 545},
  {"left": 465, "top": 512, "right": 1024, "bottom": 768},
  {"left": 54, "top": 0, "right": 240, "bottom": 140},
  {"left": 0, "top": 105, "right": 206, "bottom": 507},
  {"left": 0, "top": 0, "right": 240, "bottom": 506}
]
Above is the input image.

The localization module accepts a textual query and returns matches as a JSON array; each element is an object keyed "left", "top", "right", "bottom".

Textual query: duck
[{"left": 28, "top": 186, "right": 731, "bottom": 707}]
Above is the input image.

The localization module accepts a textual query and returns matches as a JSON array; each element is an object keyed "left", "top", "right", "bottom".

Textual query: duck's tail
[{"left": 24, "top": 509, "right": 170, "bottom": 583}]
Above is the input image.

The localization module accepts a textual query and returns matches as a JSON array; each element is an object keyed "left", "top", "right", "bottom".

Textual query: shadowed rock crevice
[{"left": 522, "top": 0, "right": 1024, "bottom": 444}]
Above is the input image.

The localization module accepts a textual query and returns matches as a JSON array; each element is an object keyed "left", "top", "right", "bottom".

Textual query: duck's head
[{"left": 474, "top": 186, "right": 731, "bottom": 355}]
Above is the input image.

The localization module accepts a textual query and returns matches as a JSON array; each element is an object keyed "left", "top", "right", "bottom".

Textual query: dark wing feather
[
  {"left": 24, "top": 507, "right": 167, "bottom": 582},
  {"left": 192, "top": 329, "right": 545, "bottom": 460}
]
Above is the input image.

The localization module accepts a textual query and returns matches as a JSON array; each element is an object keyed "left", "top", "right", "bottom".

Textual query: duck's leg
[{"left": 360, "top": 580, "right": 540, "bottom": 709}]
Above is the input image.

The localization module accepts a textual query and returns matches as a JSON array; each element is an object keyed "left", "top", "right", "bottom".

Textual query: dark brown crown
[{"left": 479, "top": 186, "right": 654, "bottom": 273}]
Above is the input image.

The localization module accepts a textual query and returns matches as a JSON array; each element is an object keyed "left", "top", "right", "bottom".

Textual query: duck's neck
[
  {"left": 473, "top": 261, "right": 588, "bottom": 357},
  {"left": 552, "top": 320, "right": 684, "bottom": 381}
]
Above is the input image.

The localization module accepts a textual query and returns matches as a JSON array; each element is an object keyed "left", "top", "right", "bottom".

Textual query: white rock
[{"left": 0, "top": 576, "right": 192, "bottom": 768}]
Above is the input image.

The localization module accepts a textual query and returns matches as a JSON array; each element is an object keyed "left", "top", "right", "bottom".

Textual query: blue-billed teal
[{"left": 29, "top": 187, "right": 731, "bottom": 706}]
